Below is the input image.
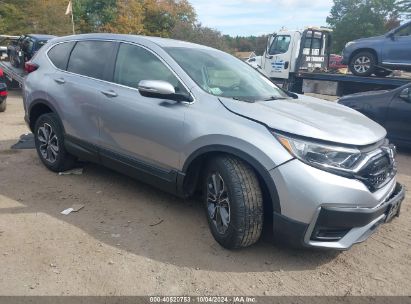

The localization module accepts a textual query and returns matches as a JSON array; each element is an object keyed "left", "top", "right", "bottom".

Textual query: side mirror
[
  {"left": 137, "top": 80, "right": 192, "bottom": 102},
  {"left": 138, "top": 80, "right": 175, "bottom": 95},
  {"left": 387, "top": 32, "right": 395, "bottom": 40},
  {"left": 399, "top": 88, "right": 411, "bottom": 102}
]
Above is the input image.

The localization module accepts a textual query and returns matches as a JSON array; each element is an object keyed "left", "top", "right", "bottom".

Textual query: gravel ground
[{"left": 0, "top": 91, "right": 410, "bottom": 296}]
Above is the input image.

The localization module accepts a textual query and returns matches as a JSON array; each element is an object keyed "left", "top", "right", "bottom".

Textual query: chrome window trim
[{"left": 45, "top": 39, "right": 196, "bottom": 104}]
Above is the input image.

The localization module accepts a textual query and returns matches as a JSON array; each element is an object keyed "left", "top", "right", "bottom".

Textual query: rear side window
[
  {"left": 67, "top": 41, "right": 116, "bottom": 80},
  {"left": 48, "top": 42, "right": 75, "bottom": 70}
]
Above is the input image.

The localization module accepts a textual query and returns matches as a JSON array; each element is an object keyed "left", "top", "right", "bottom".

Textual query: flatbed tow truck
[
  {"left": 0, "top": 61, "right": 26, "bottom": 88},
  {"left": 248, "top": 27, "right": 411, "bottom": 96}
]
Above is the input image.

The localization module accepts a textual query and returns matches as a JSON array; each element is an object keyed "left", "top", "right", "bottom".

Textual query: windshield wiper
[
  {"left": 231, "top": 97, "right": 255, "bottom": 103},
  {"left": 262, "top": 96, "right": 288, "bottom": 101}
]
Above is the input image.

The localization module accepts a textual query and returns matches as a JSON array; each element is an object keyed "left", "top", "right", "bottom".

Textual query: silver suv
[{"left": 23, "top": 34, "right": 405, "bottom": 250}]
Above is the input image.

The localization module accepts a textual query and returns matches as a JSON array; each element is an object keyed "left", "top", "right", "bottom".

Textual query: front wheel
[
  {"left": 203, "top": 156, "right": 263, "bottom": 249},
  {"left": 349, "top": 52, "right": 376, "bottom": 77}
]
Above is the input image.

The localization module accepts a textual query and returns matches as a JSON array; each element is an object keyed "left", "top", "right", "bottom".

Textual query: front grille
[{"left": 356, "top": 151, "right": 396, "bottom": 192}]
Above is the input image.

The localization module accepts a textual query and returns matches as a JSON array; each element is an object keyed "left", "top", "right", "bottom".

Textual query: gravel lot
[{"left": 0, "top": 91, "right": 410, "bottom": 296}]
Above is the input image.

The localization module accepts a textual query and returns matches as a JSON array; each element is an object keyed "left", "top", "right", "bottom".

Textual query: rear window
[
  {"left": 67, "top": 41, "right": 116, "bottom": 80},
  {"left": 48, "top": 41, "right": 75, "bottom": 70},
  {"left": 36, "top": 40, "right": 48, "bottom": 50}
]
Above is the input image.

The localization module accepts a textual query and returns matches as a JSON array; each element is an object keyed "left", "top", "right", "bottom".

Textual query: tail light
[
  {"left": 0, "top": 68, "right": 4, "bottom": 77},
  {"left": 25, "top": 62, "right": 39, "bottom": 74},
  {"left": 0, "top": 91, "right": 7, "bottom": 97}
]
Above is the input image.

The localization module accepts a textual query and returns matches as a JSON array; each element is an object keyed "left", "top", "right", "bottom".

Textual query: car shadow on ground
[{"left": 0, "top": 138, "right": 352, "bottom": 273}]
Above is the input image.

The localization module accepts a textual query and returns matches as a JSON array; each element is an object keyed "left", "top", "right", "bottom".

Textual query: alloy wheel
[
  {"left": 37, "top": 123, "right": 59, "bottom": 163},
  {"left": 207, "top": 173, "right": 231, "bottom": 234},
  {"left": 353, "top": 56, "right": 371, "bottom": 74}
]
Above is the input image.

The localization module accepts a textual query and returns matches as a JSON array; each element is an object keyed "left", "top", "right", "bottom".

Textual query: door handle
[
  {"left": 54, "top": 78, "right": 65, "bottom": 84},
  {"left": 101, "top": 90, "right": 118, "bottom": 98}
]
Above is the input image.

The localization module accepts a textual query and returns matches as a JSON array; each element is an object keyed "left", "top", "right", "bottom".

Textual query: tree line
[
  {"left": 0, "top": 0, "right": 268, "bottom": 55},
  {"left": 0, "top": 0, "right": 410, "bottom": 55}
]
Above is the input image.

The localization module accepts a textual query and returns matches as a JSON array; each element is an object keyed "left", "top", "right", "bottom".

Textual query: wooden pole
[{"left": 71, "top": 0, "right": 75, "bottom": 35}]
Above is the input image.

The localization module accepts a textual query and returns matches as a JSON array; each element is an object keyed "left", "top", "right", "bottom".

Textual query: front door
[
  {"left": 385, "top": 85, "right": 411, "bottom": 145},
  {"left": 98, "top": 43, "right": 188, "bottom": 172},
  {"left": 382, "top": 23, "right": 411, "bottom": 66},
  {"left": 263, "top": 34, "right": 292, "bottom": 80}
]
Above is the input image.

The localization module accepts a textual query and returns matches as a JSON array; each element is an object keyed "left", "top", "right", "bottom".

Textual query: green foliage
[
  {"left": 327, "top": 0, "right": 403, "bottom": 53},
  {"left": 73, "top": 0, "right": 117, "bottom": 32},
  {"left": 397, "top": 0, "right": 411, "bottom": 18},
  {"left": 0, "top": 0, "right": 72, "bottom": 35},
  {"left": 0, "top": 0, "right": 266, "bottom": 56}
]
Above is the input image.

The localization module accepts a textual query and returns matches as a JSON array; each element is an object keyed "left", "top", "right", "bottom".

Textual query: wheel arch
[
  {"left": 180, "top": 145, "right": 281, "bottom": 214},
  {"left": 28, "top": 99, "right": 63, "bottom": 133}
]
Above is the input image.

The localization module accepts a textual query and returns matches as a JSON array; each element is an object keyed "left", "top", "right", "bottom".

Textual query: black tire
[
  {"left": 203, "top": 156, "right": 263, "bottom": 249},
  {"left": 374, "top": 69, "right": 392, "bottom": 77},
  {"left": 0, "top": 100, "right": 6, "bottom": 112},
  {"left": 34, "top": 113, "right": 76, "bottom": 172},
  {"left": 349, "top": 51, "right": 376, "bottom": 77}
]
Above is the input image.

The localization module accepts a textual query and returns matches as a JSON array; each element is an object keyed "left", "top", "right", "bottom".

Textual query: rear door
[
  {"left": 46, "top": 40, "right": 117, "bottom": 147},
  {"left": 385, "top": 85, "right": 411, "bottom": 145},
  {"left": 382, "top": 23, "right": 411, "bottom": 66}
]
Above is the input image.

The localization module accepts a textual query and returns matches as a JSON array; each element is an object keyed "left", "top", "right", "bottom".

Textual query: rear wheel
[
  {"left": 34, "top": 113, "right": 76, "bottom": 172},
  {"left": 203, "top": 156, "right": 263, "bottom": 249},
  {"left": 349, "top": 51, "right": 376, "bottom": 77}
]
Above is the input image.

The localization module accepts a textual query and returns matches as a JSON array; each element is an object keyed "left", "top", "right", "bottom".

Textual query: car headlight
[{"left": 274, "top": 133, "right": 362, "bottom": 172}]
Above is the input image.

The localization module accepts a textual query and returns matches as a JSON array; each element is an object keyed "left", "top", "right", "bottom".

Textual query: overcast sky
[{"left": 189, "top": 0, "right": 334, "bottom": 36}]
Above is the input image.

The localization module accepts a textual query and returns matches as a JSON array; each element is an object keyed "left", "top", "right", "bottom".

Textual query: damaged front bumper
[{"left": 274, "top": 183, "right": 405, "bottom": 250}]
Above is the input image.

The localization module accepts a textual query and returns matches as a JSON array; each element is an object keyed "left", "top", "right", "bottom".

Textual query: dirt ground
[{"left": 0, "top": 91, "right": 410, "bottom": 296}]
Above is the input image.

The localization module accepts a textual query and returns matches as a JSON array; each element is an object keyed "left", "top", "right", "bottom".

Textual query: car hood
[
  {"left": 340, "top": 90, "right": 391, "bottom": 99},
  {"left": 352, "top": 35, "right": 385, "bottom": 43},
  {"left": 219, "top": 94, "right": 386, "bottom": 146}
]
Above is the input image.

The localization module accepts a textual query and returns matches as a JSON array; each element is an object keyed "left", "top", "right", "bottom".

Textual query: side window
[
  {"left": 48, "top": 41, "right": 76, "bottom": 70},
  {"left": 114, "top": 43, "right": 187, "bottom": 94},
  {"left": 67, "top": 41, "right": 116, "bottom": 80},
  {"left": 395, "top": 24, "right": 411, "bottom": 37},
  {"left": 269, "top": 35, "right": 291, "bottom": 55}
]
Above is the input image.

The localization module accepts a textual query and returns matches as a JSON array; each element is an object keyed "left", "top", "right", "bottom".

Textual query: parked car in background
[
  {"left": 338, "top": 83, "right": 411, "bottom": 148},
  {"left": 23, "top": 34, "right": 404, "bottom": 250},
  {"left": 342, "top": 21, "right": 411, "bottom": 77},
  {"left": 329, "top": 54, "right": 347, "bottom": 70},
  {"left": 7, "top": 34, "right": 56, "bottom": 68},
  {"left": 0, "top": 68, "right": 7, "bottom": 112}
]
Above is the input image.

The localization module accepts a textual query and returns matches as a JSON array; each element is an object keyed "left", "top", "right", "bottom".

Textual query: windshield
[{"left": 165, "top": 47, "right": 289, "bottom": 102}]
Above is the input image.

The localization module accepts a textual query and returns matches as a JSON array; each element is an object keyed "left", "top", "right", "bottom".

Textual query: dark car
[
  {"left": 0, "top": 68, "right": 7, "bottom": 112},
  {"left": 342, "top": 21, "right": 411, "bottom": 77},
  {"left": 338, "top": 83, "right": 411, "bottom": 147},
  {"left": 7, "top": 34, "right": 56, "bottom": 68}
]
